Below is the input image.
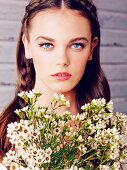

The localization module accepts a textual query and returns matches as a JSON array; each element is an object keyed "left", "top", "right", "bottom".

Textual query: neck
[{"left": 34, "top": 85, "right": 79, "bottom": 115}]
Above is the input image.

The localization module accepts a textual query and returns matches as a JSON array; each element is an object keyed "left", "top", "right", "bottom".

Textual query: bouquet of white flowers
[{"left": 2, "top": 90, "right": 127, "bottom": 170}]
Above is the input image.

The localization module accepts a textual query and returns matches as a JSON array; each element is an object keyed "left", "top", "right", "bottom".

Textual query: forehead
[{"left": 29, "top": 8, "right": 91, "bottom": 40}]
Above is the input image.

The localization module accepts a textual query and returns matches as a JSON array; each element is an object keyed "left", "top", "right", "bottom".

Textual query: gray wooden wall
[{"left": 0, "top": 0, "right": 127, "bottom": 113}]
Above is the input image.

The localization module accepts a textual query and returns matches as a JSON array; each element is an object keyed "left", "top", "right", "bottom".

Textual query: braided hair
[{"left": 0, "top": 0, "right": 110, "bottom": 157}]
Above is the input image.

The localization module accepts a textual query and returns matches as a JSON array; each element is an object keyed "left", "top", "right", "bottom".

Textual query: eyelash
[
  {"left": 71, "top": 43, "right": 85, "bottom": 49},
  {"left": 38, "top": 42, "right": 86, "bottom": 50},
  {"left": 39, "top": 43, "right": 53, "bottom": 49}
]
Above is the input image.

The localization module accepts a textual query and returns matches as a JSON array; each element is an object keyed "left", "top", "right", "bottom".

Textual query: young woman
[{"left": 0, "top": 0, "right": 110, "bottom": 162}]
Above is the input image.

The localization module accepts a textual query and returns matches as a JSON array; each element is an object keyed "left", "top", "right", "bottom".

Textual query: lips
[{"left": 51, "top": 72, "right": 72, "bottom": 81}]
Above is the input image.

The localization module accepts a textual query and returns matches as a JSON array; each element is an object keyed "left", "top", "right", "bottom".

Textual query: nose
[{"left": 56, "top": 48, "right": 70, "bottom": 66}]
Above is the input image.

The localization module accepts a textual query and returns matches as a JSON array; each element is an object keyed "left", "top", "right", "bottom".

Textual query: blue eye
[
  {"left": 39, "top": 43, "right": 53, "bottom": 49},
  {"left": 72, "top": 43, "right": 85, "bottom": 49}
]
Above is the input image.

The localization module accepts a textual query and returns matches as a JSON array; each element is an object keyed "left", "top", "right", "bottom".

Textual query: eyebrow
[
  {"left": 35, "top": 36, "right": 54, "bottom": 42},
  {"left": 70, "top": 37, "right": 88, "bottom": 43},
  {"left": 35, "top": 36, "right": 88, "bottom": 43}
]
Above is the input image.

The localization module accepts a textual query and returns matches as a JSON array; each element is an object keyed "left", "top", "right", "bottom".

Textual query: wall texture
[{"left": 0, "top": 0, "right": 127, "bottom": 113}]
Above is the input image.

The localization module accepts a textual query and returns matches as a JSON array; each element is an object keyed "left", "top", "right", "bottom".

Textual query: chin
[{"left": 50, "top": 85, "right": 75, "bottom": 94}]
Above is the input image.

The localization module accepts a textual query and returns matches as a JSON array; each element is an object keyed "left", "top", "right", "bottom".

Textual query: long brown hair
[{"left": 0, "top": 0, "right": 110, "bottom": 158}]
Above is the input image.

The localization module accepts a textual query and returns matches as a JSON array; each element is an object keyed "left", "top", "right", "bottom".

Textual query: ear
[
  {"left": 22, "top": 34, "right": 32, "bottom": 59},
  {"left": 92, "top": 37, "right": 98, "bottom": 50},
  {"left": 89, "top": 37, "right": 98, "bottom": 60}
]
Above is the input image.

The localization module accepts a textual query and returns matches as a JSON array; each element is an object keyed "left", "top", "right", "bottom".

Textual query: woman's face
[{"left": 23, "top": 9, "right": 97, "bottom": 94}]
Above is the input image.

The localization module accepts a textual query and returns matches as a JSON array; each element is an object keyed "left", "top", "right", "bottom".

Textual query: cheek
[
  {"left": 77, "top": 62, "right": 87, "bottom": 77},
  {"left": 33, "top": 58, "right": 49, "bottom": 73},
  {"left": 31, "top": 50, "right": 51, "bottom": 72},
  {"left": 73, "top": 56, "right": 88, "bottom": 74}
]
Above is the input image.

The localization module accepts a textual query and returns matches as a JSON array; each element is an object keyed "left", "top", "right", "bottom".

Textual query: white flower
[
  {"left": 25, "top": 91, "right": 35, "bottom": 98},
  {"left": 92, "top": 98, "right": 106, "bottom": 107},
  {"left": 58, "top": 120, "right": 65, "bottom": 127},
  {"left": 18, "top": 91, "right": 25, "bottom": 97},
  {"left": 10, "top": 162, "right": 19, "bottom": 170},
  {"left": 87, "top": 119, "right": 91, "bottom": 124},
  {"left": 63, "top": 110, "right": 71, "bottom": 116},
  {"left": 45, "top": 147, "right": 52, "bottom": 155},
  {"left": 51, "top": 120, "right": 58, "bottom": 127},
  {"left": 53, "top": 127, "right": 61, "bottom": 136},
  {"left": 14, "top": 109, "right": 21, "bottom": 114},
  {"left": 32, "top": 89, "right": 40, "bottom": 94},
  {"left": 6, "top": 150, "right": 16, "bottom": 158},
  {"left": 66, "top": 100, "right": 70, "bottom": 107},
  {"left": 93, "top": 115, "right": 99, "bottom": 120},
  {"left": 107, "top": 100, "right": 113, "bottom": 112},
  {"left": 20, "top": 119, "right": 29, "bottom": 126},
  {"left": 78, "top": 135, "right": 84, "bottom": 142},
  {"left": 99, "top": 165, "right": 111, "bottom": 170},
  {"left": 65, "top": 132, "right": 71, "bottom": 136},
  {"left": 36, "top": 157, "right": 44, "bottom": 165},
  {"left": 81, "top": 103, "right": 90, "bottom": 110},
  {"left": 2, "top": 93, "right": 127, "bottom": 170},
  {"left": 112, "top": 162, "right": 121, "bottom": 169},
  {"left": 78, "top": 144, "right": 87, "bottom": 154},
  {"left": 60, "top": 94, "right": 66, "bottom": 101},
  {"left": 0, "top": 163, "right": 7, "bottom": 170},
  {"left": 2, "top": 150, "right": 18, "bottom": 166},
  {"left": 44, "top": 114, "right": 51, "bottom": 119},
  {"left": 67, "top": 165, "right": 78, "bottom": 170},
  {"left": 32, "top": 129, "right": 40, "bottom": 139},
  {"left": 100, "top": 98, "right": 106, "bottom": 106},
  {"left": 79, "top": 114, "right": 85, "bottom": 120},
  {"left": 53, "top": 93, "right": 59, "bottom": 99},
  {"left": 96, "top": 120, "right": 106, "bottom": 130},
  {"left": 7, "top": 122, "right": 17, "bottom": 135},
  {"left": 44, "top": 154, "right": 51, "bottom": 163},
  {"left": 76, "top": 113, "right": 84, "bottom": 121},
  {"left": 16, "top": 148, "right": 27, "bottom": 159},
  {"left": 71, "top": 114, "right": 76, "bottom": 120},
  {"left": 102, "top": 112, "right": 113, "bottom": 120},
  {"left": 26, "top": 158, "right": 36, "bottom": 168},
  {"left": 15, "top": 140, "right": 24, "bottom": 149},
  {"left": 109, "top": 148, "right": 120, "bottom": 160},
  {"left": 21, "top": 106, "right": 29, "bottom": 112},
  {"left": 2, "top": 157, "right": 11, "bottom": 167}
]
